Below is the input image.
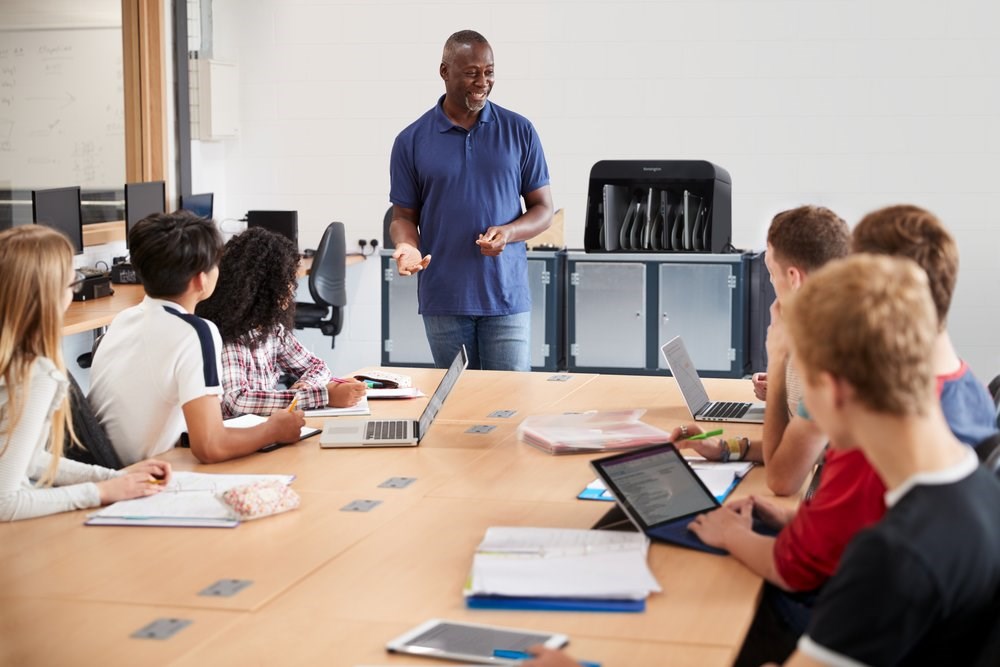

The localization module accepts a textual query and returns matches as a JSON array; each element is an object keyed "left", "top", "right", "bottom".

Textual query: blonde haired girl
[{"left": 0, "top": 226, "right": 170, "bottom": 521}]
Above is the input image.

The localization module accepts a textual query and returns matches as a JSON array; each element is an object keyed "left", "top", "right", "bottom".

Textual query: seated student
[
  {"left": 776, "top": 254, "right": 1000, "bottom": 666},
  {"left": 848, "top": 204, "right": 997, "bottom": 446},
  {"left": 523, "top": 254, "right": 1000, "bottom": 667},
  {"left": 671, "top": 205, "right": 850, "bottom": 496},
  {"left": 195, "top": 227, "right": 366, "bottom": 418},
  {"left": 89, "top": 212, "right": 305, "bottom": 465},
  {"left": 680, "top": 204, "right": 1000, "bottom": 665},
  {"left": 0, "top": 226, "right": 171, "bottom": 521}
]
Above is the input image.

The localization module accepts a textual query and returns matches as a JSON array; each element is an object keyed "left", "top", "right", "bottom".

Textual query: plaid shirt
[{"left": 220, "top": 326, "right": 332, "bottom": 418}]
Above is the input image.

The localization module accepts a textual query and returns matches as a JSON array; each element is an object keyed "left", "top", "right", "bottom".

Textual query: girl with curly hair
[{"left": 196, "top": 227, "right": 365, "bottom": 417}]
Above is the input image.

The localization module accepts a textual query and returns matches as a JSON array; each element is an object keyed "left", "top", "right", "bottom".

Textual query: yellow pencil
[{"left": 287, "top": 397, "right": 298, "bottom": 412}]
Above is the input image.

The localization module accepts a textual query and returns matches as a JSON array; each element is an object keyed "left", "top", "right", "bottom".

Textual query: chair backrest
[
  {"left": 382, "top": 206, "right": 394, "bottom": 249},
  {"left": 64, "top": 371, "right": 124, "bottom": 470},
  {"left": 308, "top": 222, "right": 347, "bottom": 309},
  {"left": 975, "top": 432, "right": 1000, "bottom": 475}
]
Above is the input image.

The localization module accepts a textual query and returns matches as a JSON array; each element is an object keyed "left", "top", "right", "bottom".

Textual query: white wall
[{"left": 192, "top": 0, "right": 1000, "bottom": 381}]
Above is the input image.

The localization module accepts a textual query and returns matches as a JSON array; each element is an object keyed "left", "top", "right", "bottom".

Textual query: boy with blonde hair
[{"left": 775, "top": 254, "right": 1000, "bottom": 666}]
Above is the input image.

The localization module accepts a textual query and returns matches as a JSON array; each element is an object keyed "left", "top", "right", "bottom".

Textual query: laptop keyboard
[
  {"left": 365, "top": 420, "right": 409, "bottom": 440},
  {"left": 702, "top": 401, "right": 752, "bottom": 420}
]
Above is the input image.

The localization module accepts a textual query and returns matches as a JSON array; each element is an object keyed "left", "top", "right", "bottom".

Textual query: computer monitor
[
  {"left": 179, "top": 193, "right": 214, "bottom": 219},
  {"left": 32, "top": 186, "right": 83, "bottom": 253},
  {"left": 124, "top": 181, "right": 166, "bottom": 248},
  {"left": 246, "top": 210, "right": 298, "bottom": 248}
]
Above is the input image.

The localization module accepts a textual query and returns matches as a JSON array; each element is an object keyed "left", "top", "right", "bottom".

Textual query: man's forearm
[
  {"left": 501, "top": 201, "right": 553, "bottom": 243},
  {"left": 390, "top": 218, "right": 421, "bottom": 248}
]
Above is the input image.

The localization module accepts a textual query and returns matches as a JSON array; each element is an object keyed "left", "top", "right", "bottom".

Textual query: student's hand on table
[
  {"left": 752, "top": 372, "right": 768, "bottom": 401},
  {"left": 521, "top": 646, "right": 583, "bottom": 667},
  {"left": 328, "top": 379, "right": 366, "bottom": 407},
  {"left": 123, "top": 459, "right": 172, "bottom": 485},
  {"left": 97, "top": 472, "right": 166, "bottom": 504},
  {"left": 267, "top": 408, "right": 306, "bottom": 443},
  {"left": 669, "top": 423, "right": 724, "bottom": 461},
  {"left": 689, "top": 503, "right": 752, "bottom": 548},
  {"left": 476, "top": 226, "right": 510, "bottom": 256},
  {"left": 392, "top": 242, "right": 431, "bottom": 275}
]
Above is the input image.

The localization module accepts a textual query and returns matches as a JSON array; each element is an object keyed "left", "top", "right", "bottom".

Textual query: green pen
[{"left": 684, "top": 428, "right": 723, "bottom": 441}]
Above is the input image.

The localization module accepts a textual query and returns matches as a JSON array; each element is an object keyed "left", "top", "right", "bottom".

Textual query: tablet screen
[
  {"left": 593, "top": 444, "right": 718, "bottom": 528},
  {"left": 387, "top": 619, "right": 566, "bottom": 663}
]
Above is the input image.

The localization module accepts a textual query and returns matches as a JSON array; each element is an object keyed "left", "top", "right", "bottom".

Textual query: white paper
[
  {"left": 303, "top": 395, "right": 371, "bottom": 417},
  {"left": 90, "top": 490, "right": 234, "bottom": 520},
  {"left": 165, "top": 471, "right": 294, "bottom": 493},
  {"left": 224, "top": 413, "right": 322, "bottom": 439},
  {"left": 366, "top": 387, "right": 425, "bottom": 399},
  {"left": 466, "top": 527, "right": 661, "bottom": 600}
]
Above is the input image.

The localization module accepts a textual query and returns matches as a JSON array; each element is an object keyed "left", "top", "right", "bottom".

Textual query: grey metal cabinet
[
  {"left": 380, "top": 250, "right": 562, "bottom": 371},
  {"left": 567, "top": 252, "right": 749, "bottom": 377}
]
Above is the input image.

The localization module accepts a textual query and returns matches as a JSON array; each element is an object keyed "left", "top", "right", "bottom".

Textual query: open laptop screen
[
  {"left": 661, "top": 336, "right": 712, "bottom": 415},
  {"left": 591, "top": 444, "right": 719, "bottom": 528},
  {"left": 416, "top": 346, "right": 468, "bottom": 441}
]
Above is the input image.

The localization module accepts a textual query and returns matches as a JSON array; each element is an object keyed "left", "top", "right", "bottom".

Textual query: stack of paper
[
  {"left": 518, "top": 410, "right": 672, "bottom": 455},
  {"left": 464, "top": 527, "right": 661, "bottom": 612},
  {"left": 85, "top": 472, "right": 294, "bottom": 528}
]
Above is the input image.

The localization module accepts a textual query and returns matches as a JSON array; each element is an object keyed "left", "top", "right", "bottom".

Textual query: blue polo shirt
[{"left": 389, "top": 96, "right": 550, "bottom": 316}]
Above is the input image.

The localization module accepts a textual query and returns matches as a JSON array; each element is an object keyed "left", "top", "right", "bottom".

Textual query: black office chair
[
  {"left": 294, "top": 222, "right": 347, "bottom": 348},
  {"left": 63, "top": 371, "right": 124, "bottom": 470},
  {"left": 382, "top": 206, "right": 394, "bottom": 249}
]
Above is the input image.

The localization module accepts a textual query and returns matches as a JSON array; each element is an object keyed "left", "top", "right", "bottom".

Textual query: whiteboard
[{"left": 0, "top": 27, "right": 125, "bottom": 190}]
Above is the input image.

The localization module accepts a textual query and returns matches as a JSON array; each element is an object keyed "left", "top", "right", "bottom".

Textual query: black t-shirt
[{"left": 800, "top": 461, "right": 1000, "bottom": 666}]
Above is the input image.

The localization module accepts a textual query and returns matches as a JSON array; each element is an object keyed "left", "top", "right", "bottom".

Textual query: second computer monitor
[
  {"left": 32, "top": 186, "right": 83, "bottom": 253},
  {"left": 179, "top": 193, "right": 214, "bottom": 219},
  {"left": 246, "top": 210, "right": 298, "bottom": 248},
  {"left": 125, "top": 181, "right": 166, "bottom": 247}
]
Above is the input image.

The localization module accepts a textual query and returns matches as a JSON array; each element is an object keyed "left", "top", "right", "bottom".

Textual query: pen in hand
[{"left": 683, "top": 428, "right": 723, "bottom": 441}]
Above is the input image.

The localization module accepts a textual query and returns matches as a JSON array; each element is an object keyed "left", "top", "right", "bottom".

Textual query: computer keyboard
[
  {"left": 702, "top": 401, "right": 751, "bottom": 419},
  {"left": 366, "top": 420, "right": 409, "bottom": 440}
]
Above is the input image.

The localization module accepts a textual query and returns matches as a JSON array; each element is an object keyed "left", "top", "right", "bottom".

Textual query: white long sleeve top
[{"left": 0, "top": 357, "right": 120, "bottom": 521}]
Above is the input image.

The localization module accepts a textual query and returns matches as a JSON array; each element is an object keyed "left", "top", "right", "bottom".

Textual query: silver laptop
[
  {"left": 320, "top": 346, "right": 468, "bottom": 447},
  {"left": 661, "top": 336, "right": 765, "bottom": 424}
]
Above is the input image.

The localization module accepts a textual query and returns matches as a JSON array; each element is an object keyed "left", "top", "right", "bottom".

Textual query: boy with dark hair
[{"left": 89, "top": 212, "right": 305, "bottom": 464}]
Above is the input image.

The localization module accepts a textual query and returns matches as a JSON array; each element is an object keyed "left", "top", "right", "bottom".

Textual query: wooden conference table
[{"left": 0, "top": 369, "right": 783, "bottom": 667}]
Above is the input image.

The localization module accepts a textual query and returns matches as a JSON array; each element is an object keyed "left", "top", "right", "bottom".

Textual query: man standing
[{"left": 389, "top": 29, "right": 553, "bottom": 371}]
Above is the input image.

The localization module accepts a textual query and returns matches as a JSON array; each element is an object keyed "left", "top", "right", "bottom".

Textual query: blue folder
[{"left": 466, "top": 595, "right": 645, "bottom": 613}]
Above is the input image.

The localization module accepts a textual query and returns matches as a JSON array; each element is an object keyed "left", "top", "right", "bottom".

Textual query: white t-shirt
[{"left": 89, "top": 296, "right": 224, "bottom": 465}]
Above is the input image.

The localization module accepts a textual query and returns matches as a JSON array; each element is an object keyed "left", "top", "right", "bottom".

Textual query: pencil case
[
  {"left": 352, "top": 370, "right": 411, "bottom": 389},
  {"left": 220, "top": 480, "right": 300, "bottom": 521}
]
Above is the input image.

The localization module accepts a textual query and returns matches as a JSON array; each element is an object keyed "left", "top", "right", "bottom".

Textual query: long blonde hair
[{"left": 0, "top": 225, "right": 76, "bottom": 484}]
